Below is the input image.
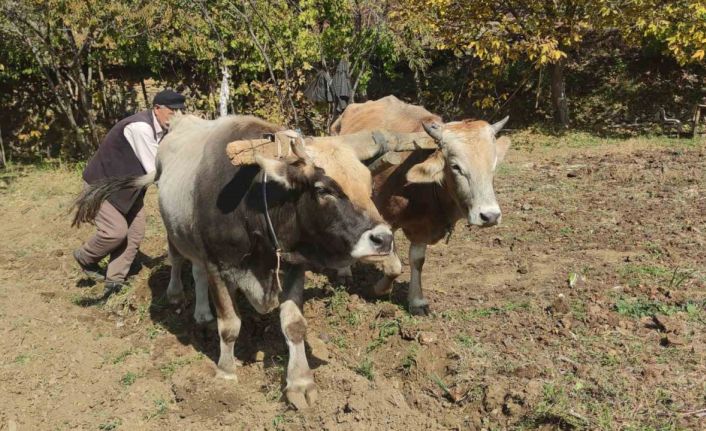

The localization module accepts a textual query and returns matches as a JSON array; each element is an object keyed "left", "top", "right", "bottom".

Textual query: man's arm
[{"left": 124, "top": 122, "right": 159, "bottom": 173}]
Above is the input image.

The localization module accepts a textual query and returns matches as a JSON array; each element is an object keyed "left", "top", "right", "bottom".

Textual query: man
[{"left": 73, "top": 89, "right": 186, "bottom": 294}]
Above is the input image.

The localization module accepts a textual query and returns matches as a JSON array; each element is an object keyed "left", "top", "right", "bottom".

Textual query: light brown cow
[{"left": 332, "top": 95, "right": 511, "bottom": 315}]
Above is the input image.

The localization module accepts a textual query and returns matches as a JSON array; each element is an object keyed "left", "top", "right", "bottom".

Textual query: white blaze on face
[{"left": 351, "top": 224, "right": 394, "bottom": 259}]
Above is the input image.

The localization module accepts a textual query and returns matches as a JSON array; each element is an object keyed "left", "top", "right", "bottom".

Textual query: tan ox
[{"left": 331, "top": 95, "right": 511, "bottom": 315}]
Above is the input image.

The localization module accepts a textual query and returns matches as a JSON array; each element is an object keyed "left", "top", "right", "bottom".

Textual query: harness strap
[{"left": 262, "top": 172, "right": 283, "bottom": 292}]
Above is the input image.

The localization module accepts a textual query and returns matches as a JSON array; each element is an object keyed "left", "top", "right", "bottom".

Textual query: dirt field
[{"left": 1, "top": 133, "right": 704, "bottom": 430}]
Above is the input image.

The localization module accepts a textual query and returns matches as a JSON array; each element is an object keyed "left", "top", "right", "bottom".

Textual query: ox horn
[
  {"left": 491, "top": 116, "right": 509, "bottom": 134},
  {"left": 421, "top": 121, "right": 444, "bottom": 146},
  {"left": 290, "top": 135, "right": 313, "bottom": 163}
]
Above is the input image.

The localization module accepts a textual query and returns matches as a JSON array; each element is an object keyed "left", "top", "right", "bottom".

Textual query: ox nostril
[
  {"left": 371, "top": 232, "right": 393, "bottom": 252},
  {"left": 480, "top": 211, "right": 501, "bottom": 225}
]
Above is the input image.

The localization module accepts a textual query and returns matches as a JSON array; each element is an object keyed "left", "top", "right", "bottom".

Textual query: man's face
[{"left": 154, "top": 105, "right": 176, "bottom": 129}]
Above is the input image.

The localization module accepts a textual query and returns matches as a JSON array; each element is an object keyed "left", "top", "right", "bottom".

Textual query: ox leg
[
  {"left": 207, "top": 266, "right": 242, "bottom": 380},
  {"left": 192, "top": 262, "right": 214, "bottom": 324},
  {"left": 280, "top": 266, "right": 318, "bottom": 410},
  {"left": 372, "top": 251, "right": 403, "bottom": 297},
  {"left": 335, "top": 266, "right": 354, "bottom": 285},
  {"left": 166, "top": 239, "right": 185, "bottom": 304},
  {"left": 407, "top": 242, "right": 429, "bottom": 316}
]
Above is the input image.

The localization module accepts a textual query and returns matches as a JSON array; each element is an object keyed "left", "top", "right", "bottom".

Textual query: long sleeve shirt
[{"left": 123, "top": 111, "right": 165, "bottom": 173}]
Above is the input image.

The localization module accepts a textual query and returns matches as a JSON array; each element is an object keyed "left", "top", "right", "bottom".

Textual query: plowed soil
[{"left": 1, "top": 134, "right": 705, "bottom": 430}]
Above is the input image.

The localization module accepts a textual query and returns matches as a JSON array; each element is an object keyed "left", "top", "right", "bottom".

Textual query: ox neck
[{"left": 433, "top": 179, "right": 457, "bottom": 243}]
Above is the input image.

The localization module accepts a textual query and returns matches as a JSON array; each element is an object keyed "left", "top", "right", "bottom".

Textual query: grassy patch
[
  {"left": 272, "top": 414, "right": 290, "bottom": 430},
  {"left": 330, "top": 335, "right": 348, "bottom": 349},
  {"left": 147, "top": 325, "right": 165, "bottom": 339},
  {"left": 521, "top": 383, "right": 589, "bottom": 429},
  {"left": 98, "top": 419, "right": 122, "bottom": 431},
  {"left": 619, "top": 264, "right": 696, "bottom": 289},
  {"left": 441, "top": 301, "right": 530, "bottom": 321},
  {"left": 159, "top": 354, "right": 204, "bottom": 378},
  {"left": 400, "top": 346, "right": 418, "bottom": 375},
  {"left": 614, "top": 297, "right": 704, "bottom": 318},
  {"left": 355, "top": 357, "right": 374, "bottom": 381},
  {"left": 366, "top": 319, "right": 399, "bottom": 352},
  {"left": 429, "top": 373, "right": 454, "bottom": 401},
  {"left": 145, "top": 397, "right": 169, "bottom": 421},
  {"left": 120, "top": 371, "right": 138, "bottom": 386},
  {"left": 14, "top": 353, "right": 30, "bottom": 364},
  {"left": 455, "top": 334, "right": 477, "bottom": 349},
  {"left": 112, "top": 349, "right": 138, "bottom": 364}
]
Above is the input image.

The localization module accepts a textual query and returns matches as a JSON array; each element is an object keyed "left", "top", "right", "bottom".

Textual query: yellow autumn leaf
[{"left": 692, "top": 49, "right": 705, "bottom": 60}]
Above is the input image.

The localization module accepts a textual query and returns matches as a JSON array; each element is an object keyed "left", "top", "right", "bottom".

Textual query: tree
[{"left": 0, "top": 0, "right": 159, "bottom": 155}]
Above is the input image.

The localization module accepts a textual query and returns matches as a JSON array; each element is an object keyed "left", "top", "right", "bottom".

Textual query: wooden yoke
[{"left": 225, "top": 129, "right": 439, "bottom": 166}]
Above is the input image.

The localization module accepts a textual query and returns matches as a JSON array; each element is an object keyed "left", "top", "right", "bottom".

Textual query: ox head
[
  {"left": 254, "top": 138, "right": 393, "bottom": 268},
  {"left": 406, "top": 117, "right": 511, "bottom": 227}
]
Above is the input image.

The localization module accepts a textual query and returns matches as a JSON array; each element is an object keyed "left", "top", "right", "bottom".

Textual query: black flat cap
[{"left": 153, "top": 89, "right": 186, "bottom": 110}]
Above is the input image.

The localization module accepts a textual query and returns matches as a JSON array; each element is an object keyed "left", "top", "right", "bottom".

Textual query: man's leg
[
  {"left": 106, "top": 206, "right": 146, "bottom": 284},
  {"left": 76, "top": 200, "right": 129, "bottom": 281}
]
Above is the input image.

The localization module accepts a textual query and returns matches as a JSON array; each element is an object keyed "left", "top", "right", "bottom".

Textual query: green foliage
[{"left": 0, "top": 0, "right": 704, "bottom": 162}]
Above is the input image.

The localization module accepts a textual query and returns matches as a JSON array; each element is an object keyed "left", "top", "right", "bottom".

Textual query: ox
[
  {"left": 73, "top": 114, "right": 394, "bottom": 409},
  {"left": 331, "top": 95, "right": 511, "bottom": 315}
]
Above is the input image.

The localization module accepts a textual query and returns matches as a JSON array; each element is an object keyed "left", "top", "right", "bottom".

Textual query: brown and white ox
[
  {"left": 331, "top": 95, "right": 511, "bottom": 315},
  {"left": 73, "top": 114, "right": 395, "bottom": 409}
]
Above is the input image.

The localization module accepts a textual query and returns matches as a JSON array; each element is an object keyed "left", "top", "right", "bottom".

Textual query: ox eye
[
  {"left": 451, "top": 163, "right": 463, "bottom": 174},
  {"left": 315, "top": 185, "right": 334, "bottom": 198}
]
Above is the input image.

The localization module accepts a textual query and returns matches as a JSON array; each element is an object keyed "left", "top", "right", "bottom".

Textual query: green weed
[
  {"left": 112, "top": 349, "right": 137, "bottom": 364},
  {"left": 355, "top": 357, "right": 374, "bottom": 381},
  {"left": 614, "top": 297, "right": 704, "bottom": 318},
  {"left": 145, "top": 398, "right": 169, "bottom": 420},
  {"left": 120, "top": 371, "right": 138, "bottom": 386},
  {"left": 366, "top": 319, "right": 399, "bottom": 352},
  {"left": 331, "top": 335, "right": 348, "bottom": 349},
  {"left": 400, "top": 346, "right": 418, "bottom": 375},
  {"left": 159, "top": 354, "right": 203, "bottom": 378},
  {"left": 14, "top": 353, "right": 30, "bottom": 364},
  {"left": 98, "top": 419, "right": 122, "bottom": 431}
]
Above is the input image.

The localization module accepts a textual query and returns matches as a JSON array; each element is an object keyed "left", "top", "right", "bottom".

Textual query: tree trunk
[
  {"left": 550, "top": 60, "right": 569, "bottom": 128},
  {"left": 0, "top": 124, "right": 6, "bottom": 168},
  {"left": 140, "top": 78, "right": 150, "bottom": 109}
]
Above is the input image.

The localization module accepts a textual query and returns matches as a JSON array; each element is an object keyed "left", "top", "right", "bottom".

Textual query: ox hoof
[
  {"left": 167, "top": 289, "right": 185, "bottom": 305},
  {"left": 409, "top": 302, "right": 430, "bottom": 316},
  {"left": 193, "top": 309, "right": 215, "bottom": 325},
  {"left": 286, "top": 381, "right": 318, "bottom": 410},
  {"left": 216, "top": 368, "right": 238, "bottom": 381},
  {"left": 216, "top": 360, "right": 241, "bottom": 381}
]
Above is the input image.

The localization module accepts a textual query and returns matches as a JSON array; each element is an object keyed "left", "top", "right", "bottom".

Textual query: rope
[{"left": 262, "top": 172, "right": 283, "bottom": 292}]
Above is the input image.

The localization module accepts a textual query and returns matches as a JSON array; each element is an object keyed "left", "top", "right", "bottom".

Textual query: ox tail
[{"left": 71, "top": 171, "right": 156, "bottom": 227}]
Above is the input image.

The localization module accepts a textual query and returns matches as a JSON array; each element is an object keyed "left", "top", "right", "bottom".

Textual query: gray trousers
[{"left": 76, "top": 198, "right": 146, "bottom": 282}]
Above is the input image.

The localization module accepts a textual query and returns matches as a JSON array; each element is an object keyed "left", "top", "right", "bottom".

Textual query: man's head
[{"left": 153, "top": 89, "right": 186, "bottom": 129}]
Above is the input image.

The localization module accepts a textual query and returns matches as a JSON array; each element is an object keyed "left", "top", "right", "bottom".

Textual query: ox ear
[
  {"left": 255, "top": 155, "right": 294, "bottom": 189},
  {"left": 495, "top": 136, "right": 511, "bottom": 165},
  {"left": 406, "top": 151, "right": 446, "bottom": 184}
]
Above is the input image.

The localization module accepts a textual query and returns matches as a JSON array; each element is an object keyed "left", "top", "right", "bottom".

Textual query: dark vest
[{"left": 83, "top": 110, "right": 158, "bottom": 215}]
